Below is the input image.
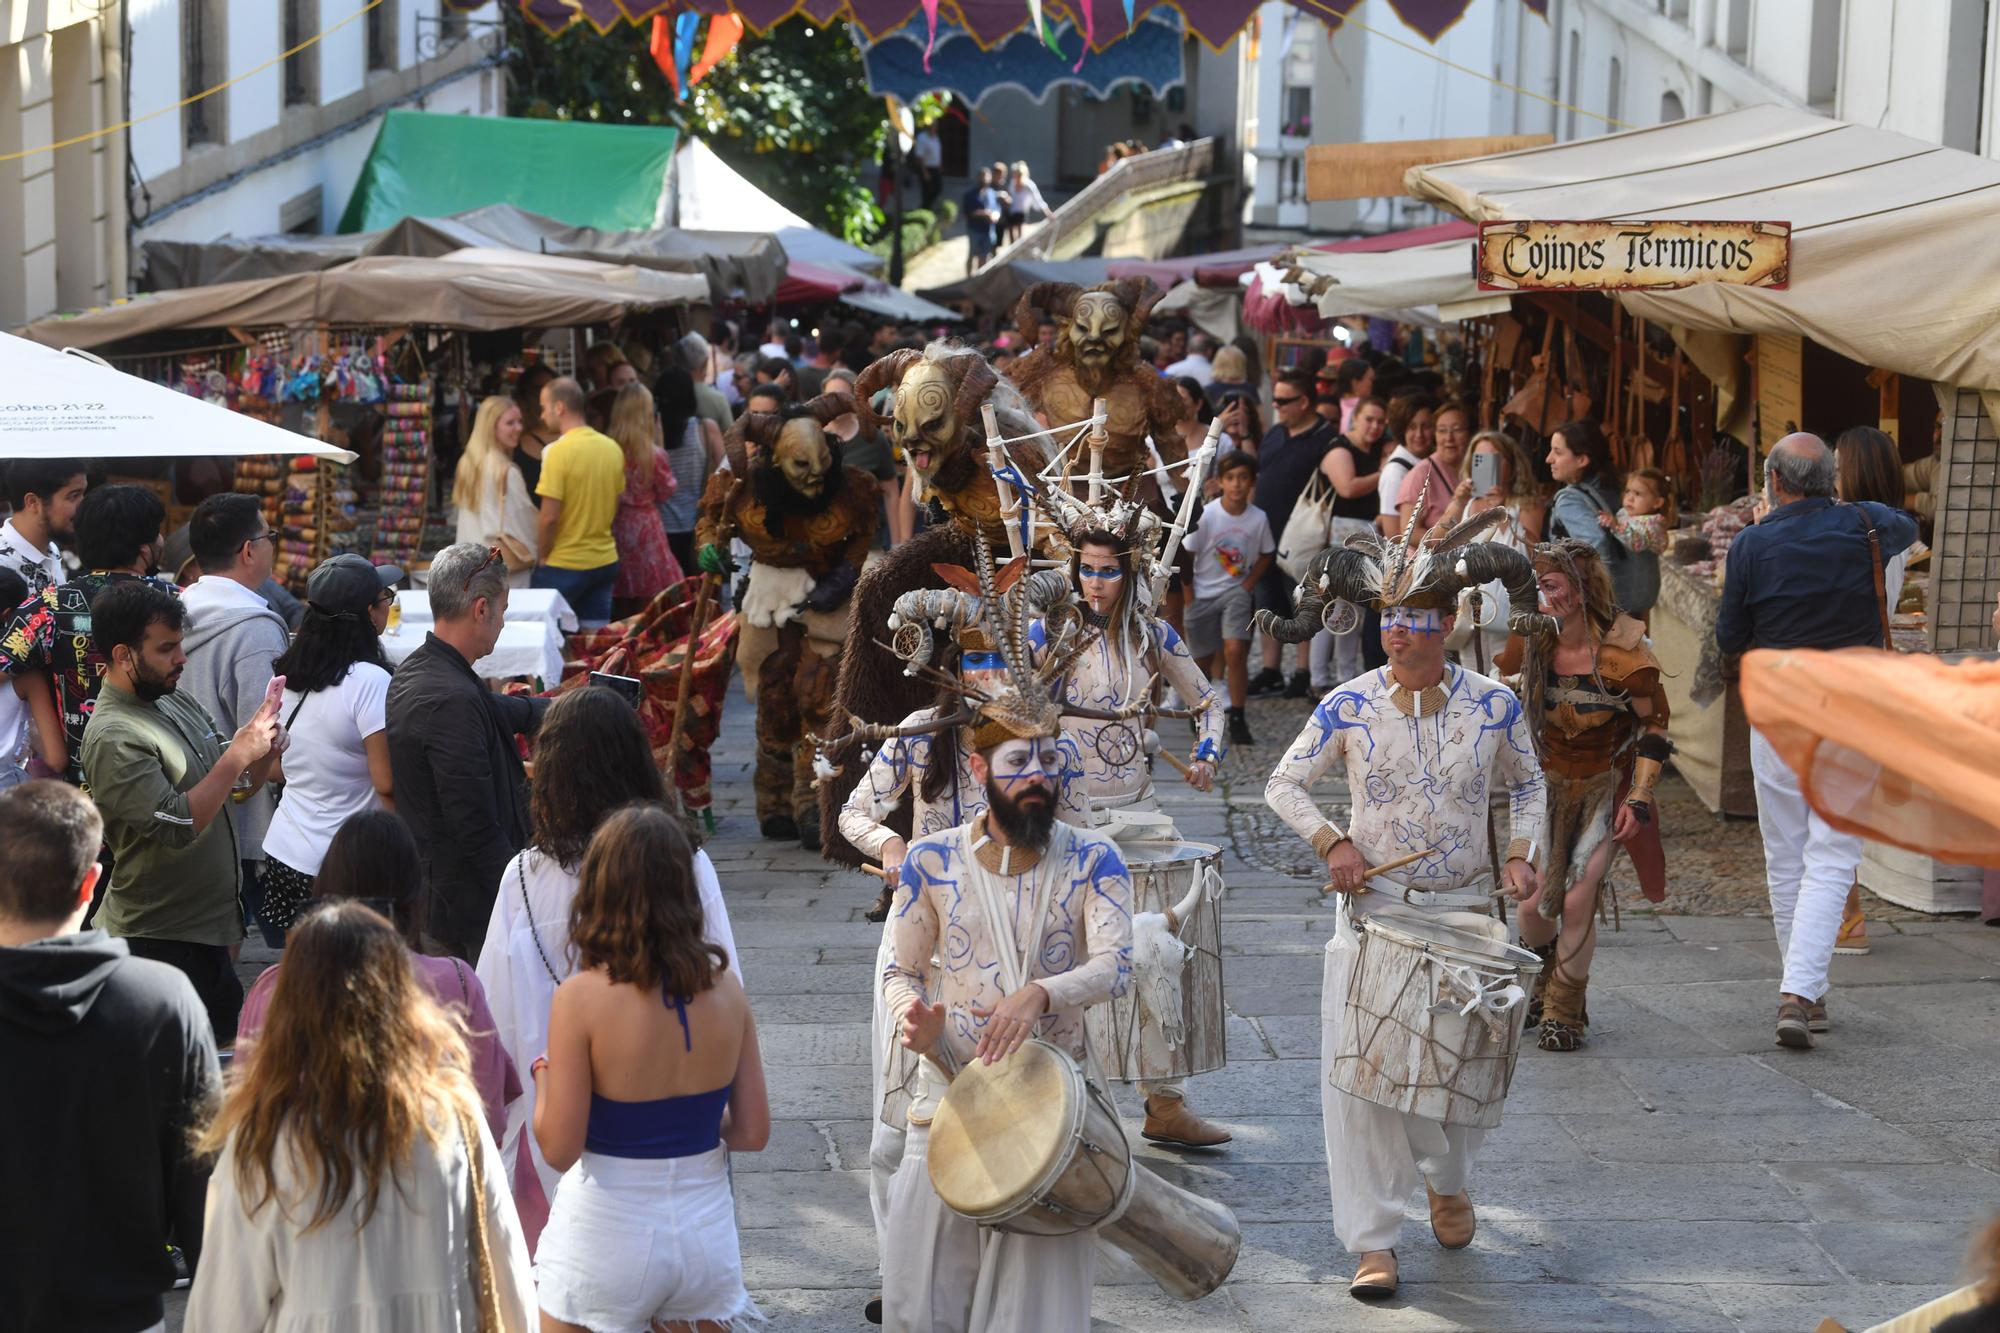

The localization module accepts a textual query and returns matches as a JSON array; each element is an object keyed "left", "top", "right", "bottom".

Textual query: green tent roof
[{"left": 338, "top": 111, "right": 678, "bottom": 235}]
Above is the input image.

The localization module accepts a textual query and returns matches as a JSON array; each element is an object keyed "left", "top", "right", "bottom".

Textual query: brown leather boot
[
  {"left": 1349, "top": 1250, "right": 1398, "bottom": 1299},
  {"left": 1140, "top": 1093, "right": 1232, "bottom": 1148},
  {"left": 1426, "top": 1183, "right": 1476, "bottom": 1249}
]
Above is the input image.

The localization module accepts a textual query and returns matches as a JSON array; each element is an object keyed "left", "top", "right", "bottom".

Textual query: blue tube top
[
  {"left": 582, "top": 991, "right": 733, "bottom": 1159},
  {"left": 584, "top": 1084, "right": 733, "bottom": 1159}
]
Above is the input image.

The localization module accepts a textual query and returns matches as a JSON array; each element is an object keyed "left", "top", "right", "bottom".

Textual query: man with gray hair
[
  {"left": 385, "top": 542, "right": 549, "bottom": 959},
  {"left": 1717, "top": 431, "right": 1917, "bottom": 1050},
  {"left": 677, "top": 330, "right": 735, "bottom": 436}
]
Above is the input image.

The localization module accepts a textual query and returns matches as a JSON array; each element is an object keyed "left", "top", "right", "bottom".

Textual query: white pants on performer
[
  {"left": 1750, "top": 727, "right": 1862, "bottom": 1002},
  {"left": 881, "top": 1122, "right": 1097, "bottom": 1332},
  {"left": 1321, "top": 902, "right": 1486, "bottom": 1255},
  {"left": 869, "top": 921, "right": 907, "bottom": 1264}
]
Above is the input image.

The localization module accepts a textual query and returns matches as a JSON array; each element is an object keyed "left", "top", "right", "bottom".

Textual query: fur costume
[
  {"left": 694, "top": 393, "right": 879, "bottom": 835},
  {"left": 1007, "top": 278, "right": 1190, "bottom": 486}
]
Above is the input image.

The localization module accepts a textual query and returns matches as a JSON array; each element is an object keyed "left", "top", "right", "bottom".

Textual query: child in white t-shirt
[{"left": 1182, "top": 451, "right": 1275, "bottom": 746}]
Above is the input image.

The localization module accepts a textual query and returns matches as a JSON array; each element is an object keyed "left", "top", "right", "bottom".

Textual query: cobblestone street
[
  {"left": 168, "top": 682, "right": 2000, "bottom": 1333},
  {"left": 700, "top": 684, "right": 2000, "bottom": 1332}
]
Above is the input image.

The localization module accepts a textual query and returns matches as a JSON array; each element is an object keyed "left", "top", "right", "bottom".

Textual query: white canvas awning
[
  {"left": 1405, "top": 105, "right": 2000, "bottom": 391},
  {"left": 672, "top": 138, "right": 883, "bottom": 273},
  {"left": 1275, "top": 240, "right": 1512, "bottom": 324},
  {"left": 0, "top": 333, "right": 356, "bottom": 462}
]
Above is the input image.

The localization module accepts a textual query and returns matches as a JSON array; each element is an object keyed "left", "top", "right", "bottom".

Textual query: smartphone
[
  {"left": 589, "top": 671, "right": 645, "bottom": 710},
  {"left": 1471, "top": 450, "right": 1501, "bottom": 497}
]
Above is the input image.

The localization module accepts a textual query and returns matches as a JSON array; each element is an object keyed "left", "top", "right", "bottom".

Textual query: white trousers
[
  {"left": 870, "top": 921, "right": 908, "bottom": 1267},
  {"left": 881, "top": 1123, "right": 1098, "bottom": 1333},
  {"left": 1321, "top": 905, "right": 1486, "bottom": 1255},
  {"left": 1750, "top": 727, "right": 1862, "bottom": 1002}
]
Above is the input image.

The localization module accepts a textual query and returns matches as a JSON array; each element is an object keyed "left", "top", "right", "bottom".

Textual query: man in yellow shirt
[{"left": 532, "top": 376, "right": 627, "bottom": 628}]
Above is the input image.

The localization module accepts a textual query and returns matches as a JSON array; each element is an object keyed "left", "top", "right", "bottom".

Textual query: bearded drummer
[
  {"left": 832, "top": 615, "right": 1091, "bottom": 1326},
  {"left": 1259, "top": 514, "right": 1549, "bottom": 1299},
  {"left": 880, "top": 700, "right": 1134, "bottom": 1333},
  {"left": 1033, "top": 523, "right": 1234, "bottom": 1150}
]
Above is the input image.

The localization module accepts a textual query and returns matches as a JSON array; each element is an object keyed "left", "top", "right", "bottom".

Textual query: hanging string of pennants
[
  {"left": 467, "top": 0, "right": 1543, "bottom": 61},
  {"left": 649, "top": 11, "right": 747, "bottom": 97}
]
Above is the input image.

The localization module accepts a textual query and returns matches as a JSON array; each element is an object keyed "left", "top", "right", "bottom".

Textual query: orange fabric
[{"left": 1740, "top": 648, "right": 2000, "bottom": 868}]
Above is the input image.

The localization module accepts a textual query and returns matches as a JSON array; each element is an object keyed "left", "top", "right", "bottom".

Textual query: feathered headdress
[{"left": 1255, "top": 480, "right": 1555, "bottom": 644}]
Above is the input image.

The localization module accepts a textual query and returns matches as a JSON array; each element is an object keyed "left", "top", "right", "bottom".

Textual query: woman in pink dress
[
  {"left": 236, "top": 810, "right": 521, "bottom": 1146},
  {"left": 607, "top": 382, "right": 684, "bottom": 621}
]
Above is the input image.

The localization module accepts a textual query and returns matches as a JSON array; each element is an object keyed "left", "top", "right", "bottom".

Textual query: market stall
[
  {"left": 1403, "top": 105, "right": 2000, "bottom": 912},
  {"left": 18, "top": 251, "right": 707, "bottom": 594}
]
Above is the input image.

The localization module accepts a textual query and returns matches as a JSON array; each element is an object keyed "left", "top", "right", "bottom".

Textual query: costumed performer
[
  {"left": 878, "top": 624, "right": 1136, "bottom": 1332},
  {"left": 1494, "top": 539, "right": 1672, "bottom": 1053},
  {"left": 1032, "top": 510, "right": 1233, "bottom": 1149},
  {"left": 828, "top": 573, "right": 1093, "bottom": 1325},
  {"left": 693, "top": 392, "right": 878, "bottom": 849},
  {"left": 1260, "top": 511, "right": 1548, "bottom": 1299}
]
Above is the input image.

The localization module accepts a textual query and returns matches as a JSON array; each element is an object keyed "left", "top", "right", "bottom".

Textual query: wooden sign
[
  {"left": 1756, "top": 331, "right": 1804, "bottom": 448},
  {"left": 1475, "top": 220, "right": 1791, "bottom": 292},
  {"left": 1304, "top": 135, "right": 1552, "bottom": 201}
]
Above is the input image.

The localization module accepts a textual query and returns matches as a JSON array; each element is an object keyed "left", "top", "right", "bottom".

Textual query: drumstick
[
  {"left": 1155, "top": 747, "right": 1194, "bottom": 777},
  {"left": 1319, "top": 846, "right": 1441, "bottom": 895}
]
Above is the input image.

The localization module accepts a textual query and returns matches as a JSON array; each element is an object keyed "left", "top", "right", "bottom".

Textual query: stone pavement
[
  {"left": 706, "top": 686, "right": 2000, "bottom": 1332},
  {"left": 168, "top": 683, "right": 1998, "bottom": 1333}
]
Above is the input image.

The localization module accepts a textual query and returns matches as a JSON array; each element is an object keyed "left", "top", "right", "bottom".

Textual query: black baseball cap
[{"left": 306, "top": 553, "right": 403, "bottom": 615}]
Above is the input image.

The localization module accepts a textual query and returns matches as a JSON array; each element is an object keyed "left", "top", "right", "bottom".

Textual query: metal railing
[{"left": 988, "top": 137, "right": 1219, "bottom": 268}]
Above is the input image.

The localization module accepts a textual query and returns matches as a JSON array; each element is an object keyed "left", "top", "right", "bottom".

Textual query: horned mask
[
  {"left": 1013, "top": 277, "right": 1163, "bottom": 381},
  {"left": 730, "top": 391, "right": 853, "bottom": 502},
  {"left": 853, "top": 343, "right": 999, "bottom": 486}
]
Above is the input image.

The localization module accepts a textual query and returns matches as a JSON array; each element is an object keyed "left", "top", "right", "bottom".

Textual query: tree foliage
[{"left": 502, "top": 11, "right": 886, "bottom": 243}]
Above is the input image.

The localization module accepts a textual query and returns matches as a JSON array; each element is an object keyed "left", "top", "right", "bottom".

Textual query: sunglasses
[
  {"left": 472, "top": 546, "right": 505, "bottom": 579},
  {"left": 1272, "top": 393, "right": 1305, "bottom": 406},
  {"left": 245, "top": 531, "right": 281, "bottom": 550}
]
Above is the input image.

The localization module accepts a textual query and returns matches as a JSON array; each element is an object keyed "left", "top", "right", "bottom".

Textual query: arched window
[
  {"left": 1607, "top": 57, "right": 1623, "bottom": 126},
  {"left": 1661, "top": 90, "right": 1686, "bottom": 122}
]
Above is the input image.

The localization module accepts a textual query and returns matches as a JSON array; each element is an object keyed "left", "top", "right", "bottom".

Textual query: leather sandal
[
  {"left": 1426, "top": 1184, "right": 1475, "bottom": 1249},
  {"left": 1349, "top": 1250, "right": 1398, "bottom": 1299}
]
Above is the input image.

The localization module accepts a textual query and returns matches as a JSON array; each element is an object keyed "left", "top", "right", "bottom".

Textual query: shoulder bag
[{"left": 1277, "top": 470, "right": 1338, "bottom": 582}]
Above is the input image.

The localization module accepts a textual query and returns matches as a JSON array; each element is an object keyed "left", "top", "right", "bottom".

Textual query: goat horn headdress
[{"left": 1255, "top": 479, "right": 1556, "bottom": 644}]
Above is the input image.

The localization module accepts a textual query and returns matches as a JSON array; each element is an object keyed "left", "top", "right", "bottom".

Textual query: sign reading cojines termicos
[{"left": 1474, "top": 220, "right": 1791, "bottom": 292}]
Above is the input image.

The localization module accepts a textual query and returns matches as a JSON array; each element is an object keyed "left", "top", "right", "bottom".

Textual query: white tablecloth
[
  {"left": 380, "top": 621, "right": 566, "bottom": 684},
  {"left": 394, "top": 588, "right": 578, "bottom": 635}
]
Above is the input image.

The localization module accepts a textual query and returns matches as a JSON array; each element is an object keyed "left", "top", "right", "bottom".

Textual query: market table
[
  {"left": 379, "top": 620, "right": 565, "bottom": 684},
  {"left": 393, "top": 588, "right": 577, "bottom": 635}
]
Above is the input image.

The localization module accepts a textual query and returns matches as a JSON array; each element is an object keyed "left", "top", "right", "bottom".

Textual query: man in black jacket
[
  {"left": 0, "top": 780, "right": 218, "bottom": 1333},
  {"left": 385, "top": 542, "right": 549, "bottom": 959}
]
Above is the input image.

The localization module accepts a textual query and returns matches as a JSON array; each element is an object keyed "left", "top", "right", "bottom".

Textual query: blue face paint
[
  {"left": 1077, "top": 567, "right": 1123, "bottom": 581},
  {"left": 961, "top": 651, "right": 1007, "bottom": 672},
  {"left": 1383, "top": 606, "right": 1444, "bottom": 636}
]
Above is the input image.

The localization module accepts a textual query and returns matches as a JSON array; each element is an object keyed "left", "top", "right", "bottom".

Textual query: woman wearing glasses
[{"left": 260, "top": 553, "right": 402, "bottom": 940}]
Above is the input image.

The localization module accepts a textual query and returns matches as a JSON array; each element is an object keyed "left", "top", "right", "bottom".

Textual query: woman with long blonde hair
[
  {"left": 453, "top": 394, "right": 540, "bottom": 587},
  {"left": 607, "top": 381, "right": 683, "bottom": 619},
  {"left": 188, "top": 901, "right": 536, "bottom": 1330}
]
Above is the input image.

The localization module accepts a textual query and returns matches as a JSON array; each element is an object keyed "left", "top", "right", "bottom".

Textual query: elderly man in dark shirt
[
  {"left": 1717, "top": 432, "right": 1917, "bottom": 1051},
  {"left": 385, "top": 542, "right": 550, "bottom": 960}
]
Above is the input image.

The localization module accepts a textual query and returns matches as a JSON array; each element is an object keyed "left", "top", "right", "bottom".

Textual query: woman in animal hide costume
[
  {"left": 694, "top": 391, "right": 879, "bottom": 847},
  {"left": 1493, "top": 539, "right": 1672, "bottom": 1053}
]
